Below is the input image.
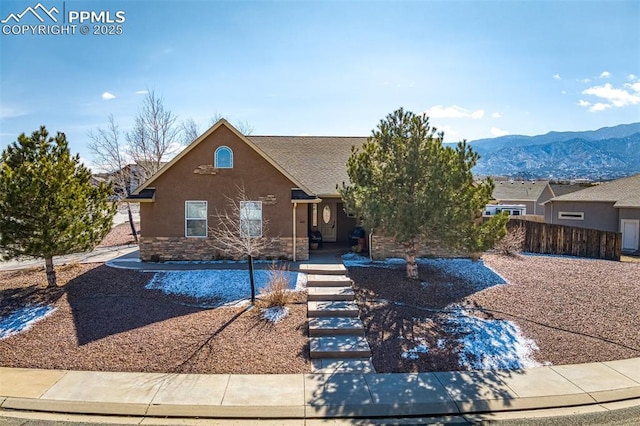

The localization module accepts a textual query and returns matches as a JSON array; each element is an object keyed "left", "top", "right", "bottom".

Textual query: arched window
[{"left": 214, "top": 146, "right": 233, "bottom": 168}]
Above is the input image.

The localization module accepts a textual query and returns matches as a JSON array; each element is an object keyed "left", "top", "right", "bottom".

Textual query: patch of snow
[
  {"left": 146, "top": 269, "right": 303, "bottom": 306},
  {"left": 343, "top": 255, "right": 506, "bottom": 291},
  {"left": 295, "top": 273, "right": 308, "bottom": 290},
  {"left": 446, "top": 308, "right": 543, "bottom": 370},
  {"left": 417, "top": 258, "right": 507, "bottom": 291},
  {"left": 262, "top": 306, "right": 289, "bottom": 323},
  {"left": 401, "top": 339, "right": 429, "bottom": 360},
  {"left": 0, "top": 305, "right": 56, "bottom": 340}
]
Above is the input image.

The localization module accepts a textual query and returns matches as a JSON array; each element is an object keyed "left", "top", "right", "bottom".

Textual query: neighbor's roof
[
  {"left": 547, "top": 174, "right": 640, "bottom": 208},
  {"left": 492, "top": 180, "right": 551, "bottom": 202},
  {"left": 248, "top": 136, "right": 366, "bottom": 196}
]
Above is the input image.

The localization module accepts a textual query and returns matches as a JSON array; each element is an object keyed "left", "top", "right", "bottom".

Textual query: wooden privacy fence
[{"left": 508, "top": 219, "right": 622, "bottom": 261}]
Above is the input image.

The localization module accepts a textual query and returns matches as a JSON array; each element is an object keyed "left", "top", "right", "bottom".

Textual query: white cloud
[
  {"left": 101, "top": 92, "right": 116, "bottom": 100},
  {"left": 582, "top": 82, "right": 640, "bottom": 108},
  {"left": 135, "top": 90, "right": 149, "bottom": 95},
  {"left": 491, "top": 112, "right": 502, "bottom": 118},
  {"left": 581, "top": 78, "right": 591, "bottom": 83},
  {"left": 471, "top": 110, "right": 485, "bottom": 119},
  {"left": 578, "top": 100, "right": 591, "bottom": 107},
  {"left": 599, "top": 71, "right": 611, "bottom": 79},
  {"left": 491, "top": 127, "right": 509, "bottom": 137},
  {"left": 589, "top": 103, "right": 612, "bottom": 112},
  {"left": 626, "top": 82, "right": 640, "bottom": 93},
  {"left": 553, "top": 74, "right": 561, "bottom": 80},
  {"left": 0, "top": 105, "right": 27, "bottom": 119},
  {"left": 561, "top": 90, "right": 567, "bottom": 95},
  {"left": 424, "top": 105, "right": 484, "bottom": 120},
  {"left": 628, "top": 74, "right": 637, "bottom": 82}
]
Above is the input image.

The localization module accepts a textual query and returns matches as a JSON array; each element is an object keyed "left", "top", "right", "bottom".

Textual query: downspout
[{"left": 292, "top": 202, "right": 297, "bottom": 262}]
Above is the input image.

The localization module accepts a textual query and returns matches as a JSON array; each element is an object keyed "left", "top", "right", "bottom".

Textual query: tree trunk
[
  {"left": 126, "top": 202, "right": 139, "bottom": 244},
  {"left": 404, "top": 242, "right": 419, "bottom": 280},
  {"left": 45, "top": 257, "right": 57, "bottom": 287},
  {"left": 248, "top": 254, "right": 256, "bottom": 305}
]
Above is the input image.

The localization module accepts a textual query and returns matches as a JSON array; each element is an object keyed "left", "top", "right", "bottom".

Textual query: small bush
[
  {"left": 260, "top": 263, "right": 292, "bottom": 308},
  {"left": 494, "top": 225, "right": 526, "bottom": 256}
]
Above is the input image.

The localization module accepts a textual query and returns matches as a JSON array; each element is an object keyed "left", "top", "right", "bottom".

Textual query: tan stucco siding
[
  {"left": 140, "top": 125, "right": 300, "bottom": 239},
  {"left": 546, "top": 201, "right": 618, "bottom": 231}
]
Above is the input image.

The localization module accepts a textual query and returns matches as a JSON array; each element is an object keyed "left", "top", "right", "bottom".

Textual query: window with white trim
[
  {"left": 185, "top": 201, "right": 207, "bottom": 237},
  {"left": 240, "top": 201, "right": 262, "bottom": 238},
  {"left": 558, "top": 211, "right": 584, "bottom": 220},
  {"left": 312, "top": 204, "right": 318, "bottom": 227},
  {"left": 214, "top": 146, "right": 233, "bottom": 168}
]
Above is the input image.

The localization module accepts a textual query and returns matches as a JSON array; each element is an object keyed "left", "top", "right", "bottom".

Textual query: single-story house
[
  {"left": 491, "top": 180, "right": 555, "bottom": 216},
  {"left": 127, "top": 119, "right": 368, "bottom": 261},
  {"left": 543, "top": 174, "right": 640, "bottom": 253}
]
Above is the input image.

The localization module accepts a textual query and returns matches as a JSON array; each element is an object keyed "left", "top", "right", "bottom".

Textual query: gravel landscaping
[
  {"left": 0, "top": 264, "right": 310, "bottom": 374},
  {"left": 2, "top": 243, "right": 639, "bottom": 375},
  {"left": 350, "top": 253, "right": 640, "bottom": 373}
]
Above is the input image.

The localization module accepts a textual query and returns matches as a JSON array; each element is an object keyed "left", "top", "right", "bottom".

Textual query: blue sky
[{"left": 1, "top": 0, "right": 639, "bottom": 168}]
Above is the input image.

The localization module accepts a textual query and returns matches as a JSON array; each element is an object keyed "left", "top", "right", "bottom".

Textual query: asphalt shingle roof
[
  {"left": 549, "top": 174, "right": 640, "bottom": 208},
  {"left": 492, "top": 181, "right": 550, "bottom": 202},
  {"left": 248, "top": 136, "right": 367, "bottom": 196}
]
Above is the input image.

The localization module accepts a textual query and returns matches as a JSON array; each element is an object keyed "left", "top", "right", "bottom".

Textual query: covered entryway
[{"left": 621, "top": 219, "right": 639, "bottom": 252}]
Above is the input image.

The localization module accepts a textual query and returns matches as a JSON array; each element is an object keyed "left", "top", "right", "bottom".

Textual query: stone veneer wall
[
  {"left": 370, "top": 235, "right": 468, "bottom": 260},
  {"left": 140, "top": 236, "right": 309, "bottom": 262}
]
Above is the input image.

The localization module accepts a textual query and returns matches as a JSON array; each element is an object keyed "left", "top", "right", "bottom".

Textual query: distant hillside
[{"left": 467, "top": 123, "right": 640, "bottom": 180}]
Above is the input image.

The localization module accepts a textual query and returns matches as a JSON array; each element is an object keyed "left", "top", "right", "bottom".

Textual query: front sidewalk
[{"left": 2, "top": 358, "right": 640, "bottom": 419}]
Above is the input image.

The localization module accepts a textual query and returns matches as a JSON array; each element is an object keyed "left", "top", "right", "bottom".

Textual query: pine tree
[
  {"left": 339, "top": 108, "right": 508, "bottom": 279},
  {"left": 0, "top": 126, "right": 116, "bottom": 287}
]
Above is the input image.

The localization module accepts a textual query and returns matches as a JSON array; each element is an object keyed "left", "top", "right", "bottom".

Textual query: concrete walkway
[
  {"left": 0, "top": 245, "right": 139, "bottom": 272},
  {"left": 1, "top": 359, "right": 640, "bottom": 419}
]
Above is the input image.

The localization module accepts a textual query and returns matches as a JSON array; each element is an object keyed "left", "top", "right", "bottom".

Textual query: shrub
[
  {"left": 494, "top": 225, "right": 526, "bottom": 256},
  {"left": 259, "top": 263, "right": 292, "bottom": 308}
]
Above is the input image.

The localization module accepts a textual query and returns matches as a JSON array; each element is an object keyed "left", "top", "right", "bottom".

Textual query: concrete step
[
  {"left": 307, "top": 301, "right": 359, "bottom": 318},
  {"left": 309, "top": 336, "right": 372, "bottom": 359},
  {"left": 308, "top": 317, "right": 364, "bottom": 336},
  {"left": 299, "top": 264, "right": 347, "bottom": 276},
  {"left": 311, "top": 358, "right": 376, "bottom": 373},
  {"left": 306, "top": 274, "right": 353, "bottom": 287},
  {"left": 307, "top": 286, "right": 355, "bottom": 301}
]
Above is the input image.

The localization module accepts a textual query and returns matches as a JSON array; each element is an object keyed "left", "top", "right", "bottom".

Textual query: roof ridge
[{"left": 247, "top": 135, "right": 367, "bottom": 139}]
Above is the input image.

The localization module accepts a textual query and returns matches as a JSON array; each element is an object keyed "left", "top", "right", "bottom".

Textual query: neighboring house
[
  {"left": 543, "top": 174, "right": 640, "bottom": 253},
  {"left": 92, "top": 164, "right": 147, "bottom": 197},
  {"left": 127, "top": 120, "right": 366, "bottom": 261},
  {"left": 491, "top": 180, "right": 555, "bottom": 216}
]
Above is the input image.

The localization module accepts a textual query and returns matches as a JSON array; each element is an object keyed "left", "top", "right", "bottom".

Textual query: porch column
[{"left": 292, "top": 202, "right": 297, "bottom": 262}]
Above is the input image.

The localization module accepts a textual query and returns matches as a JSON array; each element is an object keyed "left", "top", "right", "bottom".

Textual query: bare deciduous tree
[
  {"left": 494, "top": 223, "right": 526, "bottom": 256},
  {"left": 181, "top": 117, "right": 200, "bottom": 145},
  {"left": 209, "top": 114, "right": 254, "bottom": 135},
  {"left": 88, "top": 114, "right": 138, "bottom": 243},
  {"left": 127, "top": 90, "right": 182, "bottom": 179},
  {"left": 208, "top": 185, "right": 271, "bottom": 304}
]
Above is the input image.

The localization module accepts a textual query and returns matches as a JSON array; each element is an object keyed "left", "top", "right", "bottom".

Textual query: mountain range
[{"left": 467, "top": 123, "right": 640, "bottom": 180}]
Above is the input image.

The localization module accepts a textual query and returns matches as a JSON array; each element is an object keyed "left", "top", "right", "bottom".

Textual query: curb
[{"left": 2, "top": 359, "right": 640, "bottom": 419}]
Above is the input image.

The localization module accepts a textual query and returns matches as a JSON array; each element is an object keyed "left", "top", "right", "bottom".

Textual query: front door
[
  {"left": 319, "top": 201, "right": 337, "bottom": 242},
  {"left": 621, "top": 219, "right": 639, "bottom": 251}
]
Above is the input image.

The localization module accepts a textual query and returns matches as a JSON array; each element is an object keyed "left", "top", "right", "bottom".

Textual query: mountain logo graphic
[{"left": 1, "top": 3, "right": 59, "bottom": 24}]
